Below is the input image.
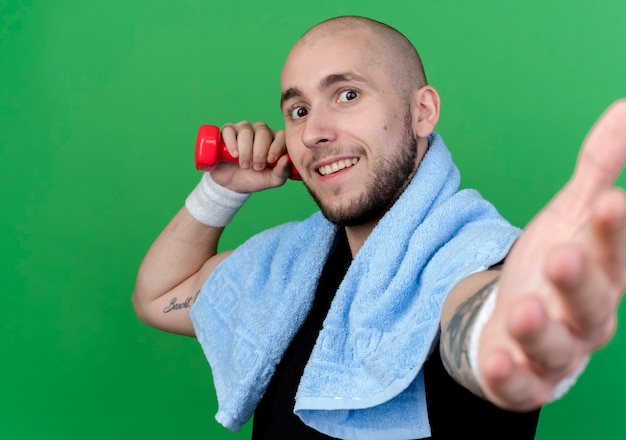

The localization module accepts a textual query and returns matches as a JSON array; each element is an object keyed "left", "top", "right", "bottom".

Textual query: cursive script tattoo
[
  {"left": 440, "top": 277, "right": 499, "bottom": 398},
  {"left": 163, "top": 296, "right": 194, "bottom": 314}
]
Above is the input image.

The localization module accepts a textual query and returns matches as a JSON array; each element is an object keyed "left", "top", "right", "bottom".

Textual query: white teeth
[{"left": 318, "top": 158, "right": 358, "bottom": 176}]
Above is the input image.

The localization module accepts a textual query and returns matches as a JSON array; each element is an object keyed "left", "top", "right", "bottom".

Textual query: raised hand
[
  {"left": 210, "top": 121, "right": 292, "bottom": 193},
  {"left": 132, "top": 120, "right": 291, "bottom": 336},
  {"left": 479, "top": 99, "right": 626, "bottom": 409}
]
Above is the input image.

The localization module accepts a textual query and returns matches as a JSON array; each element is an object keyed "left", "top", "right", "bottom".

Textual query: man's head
[{"left": 280, "top": 16, "right": 440, "bottom": 228}]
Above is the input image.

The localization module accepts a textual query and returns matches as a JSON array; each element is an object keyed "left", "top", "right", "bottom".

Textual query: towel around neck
[{"left": 190, "top": 133, "right": 520, "bottom": 439}]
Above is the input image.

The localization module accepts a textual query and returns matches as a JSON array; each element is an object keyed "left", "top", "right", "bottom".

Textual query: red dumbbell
[{"left": 195, "top": 125, "right": 301, "bottom": 180}]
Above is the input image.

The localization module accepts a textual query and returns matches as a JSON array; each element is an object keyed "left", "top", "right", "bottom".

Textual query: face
[{"left": 280, "top": 29, "right": 421, "bottom": 227}]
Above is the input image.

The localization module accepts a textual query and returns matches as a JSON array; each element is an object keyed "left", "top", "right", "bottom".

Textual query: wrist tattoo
[{"left": 440, "top": 277, "right": 499, "bottom": 398}]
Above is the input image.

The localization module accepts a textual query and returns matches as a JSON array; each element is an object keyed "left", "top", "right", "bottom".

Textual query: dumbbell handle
[{"left": 195, "top": 125, "right": 301, "bottom": 180}]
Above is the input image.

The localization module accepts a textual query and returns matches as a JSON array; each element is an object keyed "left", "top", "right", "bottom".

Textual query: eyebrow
[
  {"left": 280, "top": 87, "right": 302, "bottom": 109},
  {"left": 280, "top": 71, "right": 367, "bottom": 109}
]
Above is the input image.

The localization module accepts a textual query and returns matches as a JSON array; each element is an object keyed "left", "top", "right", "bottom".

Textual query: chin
[{"left": 319, "top": 198, "right": 388, "bottom": 227}]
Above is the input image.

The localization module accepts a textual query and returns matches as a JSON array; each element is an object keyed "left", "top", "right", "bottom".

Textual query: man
[{"left": 133, "top": 16, "right": 626, "bottom": 439}]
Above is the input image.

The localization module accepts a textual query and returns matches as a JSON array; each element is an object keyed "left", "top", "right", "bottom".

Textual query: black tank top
[{"left": 252, "top": 231, "right": 540, "bottom": 439}]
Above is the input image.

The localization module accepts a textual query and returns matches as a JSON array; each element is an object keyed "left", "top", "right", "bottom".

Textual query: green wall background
[{"left": 2, "top": 1, "right": 625, "bottom": 438}]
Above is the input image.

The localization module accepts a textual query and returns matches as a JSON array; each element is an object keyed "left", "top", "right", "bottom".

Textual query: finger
[
  {"left": 250, "top": 122, "right": 274, "bottom": 170},
  {"left": 545, "top": 243, "right": 613, "bottom": 338},
  {"left": 571, "top": 99, "right": 626, "bottom": 200},
  {"left": 591, "top": 189, "right": 626, "bottom": 286},
  {"left": 508, "top": 296, "right": 576, "bottom": 375},
  {"left": 481, "top": 348, "right": 549, "bottom": 410},
  {"left": 232, "top": 122, "right": 255, "bottom": 170},
  {"left": 268, "top": 154, "right": 292, "bottom": 186},
  {"left": 220, "top": 122, "right": 242, "bottom": 159},
  {"left": 267, "top": 130, "right": 287, "bottom": 164}
]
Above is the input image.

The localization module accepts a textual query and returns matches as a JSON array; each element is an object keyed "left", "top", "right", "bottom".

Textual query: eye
[
  {"left": 290, "top": 106, "right": 309, "bottom": 119},
  {"left": 338, "top": 89, "right": 359, "bottom": 102}
]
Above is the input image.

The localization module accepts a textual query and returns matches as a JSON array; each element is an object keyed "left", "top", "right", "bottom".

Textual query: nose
[{"left": 301, "top": 109, "right": 337, "bottom": 148}]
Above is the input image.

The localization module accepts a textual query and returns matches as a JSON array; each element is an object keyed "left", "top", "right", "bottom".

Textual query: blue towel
[{"left": 190, "top": 133, "right": 521, "bottom": 439}]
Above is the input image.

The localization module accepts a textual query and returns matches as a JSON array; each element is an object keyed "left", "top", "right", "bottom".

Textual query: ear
[{"left": 409, "top": 86, "right": 440, "bottom": 138}]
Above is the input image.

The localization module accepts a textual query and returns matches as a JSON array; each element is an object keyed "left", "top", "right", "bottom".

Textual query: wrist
[
  {"left": 185, "top": 173, "right": 250, "bottom": 227},
  {"left": 548, "top": 355, "right": 589, "bottom": 403},
  {"left": 468, "top": 282, "right": 590, "bottom": 404},
  {"left": 468, "top": 282, "right": 498, "bottom": 389}
]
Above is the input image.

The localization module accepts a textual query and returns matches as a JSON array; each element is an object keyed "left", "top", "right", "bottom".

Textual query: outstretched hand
[{"left": 479, "top": 100, "right": 626, "bottom": 410}]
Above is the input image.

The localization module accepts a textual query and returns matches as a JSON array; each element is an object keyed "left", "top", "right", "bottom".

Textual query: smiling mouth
[{"left": 318, "top": 158, "right": 359, "bottom": 176}]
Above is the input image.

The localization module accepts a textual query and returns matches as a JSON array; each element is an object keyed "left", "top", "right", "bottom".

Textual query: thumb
[{"left": 571, "top": 99, "right": 626, "bottom": 200}]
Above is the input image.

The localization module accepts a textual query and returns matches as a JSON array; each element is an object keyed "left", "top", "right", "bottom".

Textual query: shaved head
[
  {"left": 294, "top": 16, "right": 427, "bottom": 100},
  {"left": 279, "top": 16, "right": 440, "bottom": 229}
]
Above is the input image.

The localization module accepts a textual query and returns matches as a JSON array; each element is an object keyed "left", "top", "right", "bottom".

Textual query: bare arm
[
  {"left": 132, "top": 208, "right": 232, "bottom": 336},
  {"left": 132, "top": 121, "right": 291, "bottom": 336},
  {"left": 440, "top": 100, "right": 626, "bottom": 410}
]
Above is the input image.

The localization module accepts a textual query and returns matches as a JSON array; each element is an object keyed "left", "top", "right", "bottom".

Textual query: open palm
[{"left": 479, "top": 100, "right": 626, "bottom": 409}]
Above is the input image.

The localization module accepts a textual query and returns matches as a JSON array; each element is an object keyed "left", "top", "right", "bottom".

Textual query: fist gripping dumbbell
[{"left": 195, "top": 125, "right": 301, "bottom": 180}]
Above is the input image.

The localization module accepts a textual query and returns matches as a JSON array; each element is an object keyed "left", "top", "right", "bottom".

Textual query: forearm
[
  {"left": 439, "top": 270, "right": 500, "bottom": 399},
  {"left": 133, "top": 173, "right": 249, "bottom": 335},
  {"left": 132, "top": 207, "right": 229, "bottom": 335},
  {"left": 133, "top": 122, "right": 289, "bottom": 335}
]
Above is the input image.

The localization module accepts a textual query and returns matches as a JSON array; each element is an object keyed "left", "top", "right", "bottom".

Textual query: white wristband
[
  {"left": 548, "top": 354, "right": 589, "bottom": 403},
  {"left": 468, "top": 282, "right": 590, "bottom": 403},
  {"left": 468, "top": 283, "right": 498, "bottom": 387},
  {"left": 185, "top": 173, "right": 250, "bottom": 227}
]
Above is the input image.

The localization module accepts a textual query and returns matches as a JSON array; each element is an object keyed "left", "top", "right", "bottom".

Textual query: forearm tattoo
[
  {"left": 162, "top": 291, "right": 199, "bottom": 314},
  {"left": 440, "top": 277, "right": 499, "bottom": 398}
]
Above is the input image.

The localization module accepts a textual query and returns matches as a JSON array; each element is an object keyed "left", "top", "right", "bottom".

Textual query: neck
[{"left": 344, "top": 221, "right": 377, "bottom": 258}]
